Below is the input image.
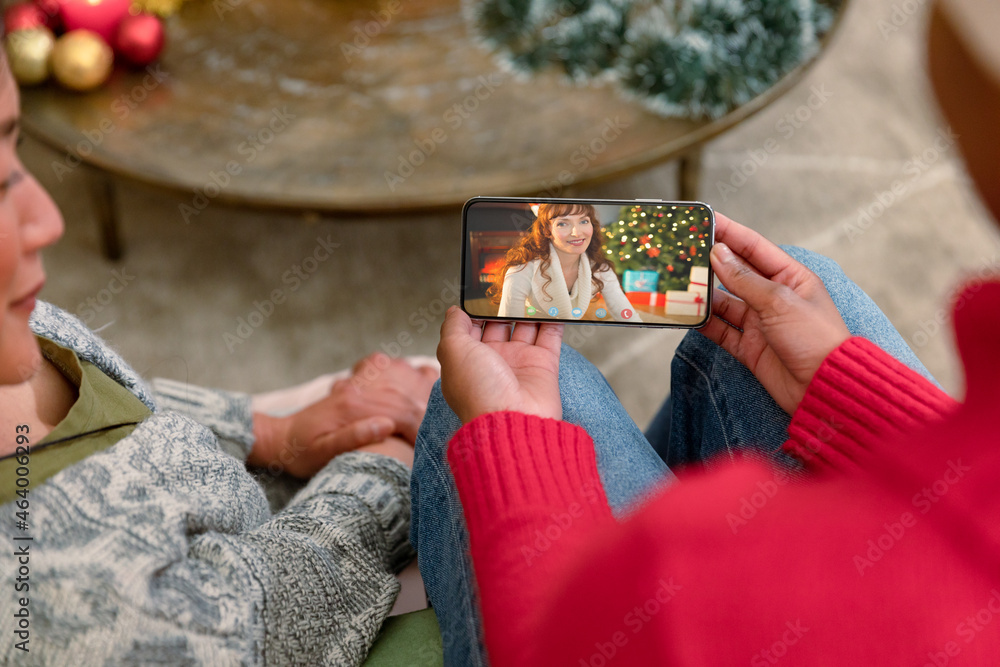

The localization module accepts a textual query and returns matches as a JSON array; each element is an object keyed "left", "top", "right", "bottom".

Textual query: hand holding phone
[
  {"left": 437, "top": 307, "right": 564, "bottom": 425},
  {"left": 701, "top": 214, "right": 850, "bottom": 414},
  {"left": 461, "top": 197, "right": 715, "bottom": 328}
]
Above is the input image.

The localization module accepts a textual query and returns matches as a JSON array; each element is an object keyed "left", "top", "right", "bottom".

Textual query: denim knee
[
  {"left": 779, "top": 245, "right": 845, "bottom": 285},
  {"left": 560, "top": 342, "right": 596, "bottom": 373},
  {"left": 674, "top": 330, "right": 722, "bottom": 368}
]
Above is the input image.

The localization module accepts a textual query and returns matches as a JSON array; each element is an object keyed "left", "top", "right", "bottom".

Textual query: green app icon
[{"left": 526, "top": 306, "right": 536, "bottom": 315}]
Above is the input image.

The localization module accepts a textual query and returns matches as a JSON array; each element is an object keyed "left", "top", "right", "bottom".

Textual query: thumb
[
  {"left": 437, "top": 306, "right": 478, "bottom": 374},
  {"left": 440, "top": 305, "right": 475, "bottom": 341},
  {"left": 710, "top": 243, "right": 783, "bottom": 312}
]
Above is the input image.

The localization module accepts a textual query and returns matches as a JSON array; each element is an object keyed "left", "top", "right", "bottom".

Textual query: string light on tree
[{"left": 603, "top": 204, "right": 710, "bottom": 292}]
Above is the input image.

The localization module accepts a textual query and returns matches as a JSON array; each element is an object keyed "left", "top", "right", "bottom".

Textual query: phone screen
[{"left": 462, "top": 197, "right": 714, "bottom": 328}]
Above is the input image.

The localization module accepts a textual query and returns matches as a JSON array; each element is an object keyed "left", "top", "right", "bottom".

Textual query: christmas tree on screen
[{"left": 602, "top": 204, "right": 711, "bottom": 293}]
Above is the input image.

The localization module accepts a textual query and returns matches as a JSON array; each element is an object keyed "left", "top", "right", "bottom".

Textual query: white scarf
[{"left": 528, "top": 243, "right": 593, "bottom": 317}]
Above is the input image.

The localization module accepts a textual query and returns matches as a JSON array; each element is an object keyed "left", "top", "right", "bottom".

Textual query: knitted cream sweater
[{"left": 1, "top": 302, "right": 413, "bottom": 665}]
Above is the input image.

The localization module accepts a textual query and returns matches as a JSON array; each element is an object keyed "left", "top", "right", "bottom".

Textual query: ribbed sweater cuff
[
  {"left": 783, "top": 337, "right": 958, "bottom": 474},
  {"left": 447, "top": 413, "right": 614, "bottom": 665},
  {"left": 290, "top": 452, "right": 414, "bottom": 572},
  {"left": 447, "top": 412, "right": 613, "bottom": 534}
]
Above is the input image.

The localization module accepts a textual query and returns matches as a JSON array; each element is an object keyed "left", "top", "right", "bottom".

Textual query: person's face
[
  {"left": 550, "top": 211, "right": 594, "bottom": 257},
  {"left": 0, "top": 59, "right": 64, "bottom": 385}
]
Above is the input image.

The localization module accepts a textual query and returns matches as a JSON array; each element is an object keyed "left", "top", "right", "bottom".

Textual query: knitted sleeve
[
  {"left": 782, "top": 337, "right": 959, "bottom": 474},
  {"left": 151, "top": 377, "right": 256, "bottom": 461},
  {"left": 0, "top": 412, "right": 413, "bottom": 666}
]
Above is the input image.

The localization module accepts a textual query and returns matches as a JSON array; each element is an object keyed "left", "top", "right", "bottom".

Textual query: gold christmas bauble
[
  {"left": 4, "top": 27, "right": 56, "bottom": 87},
  {"left": 51, "top": 30, "right": 114, "bottom": 92}
]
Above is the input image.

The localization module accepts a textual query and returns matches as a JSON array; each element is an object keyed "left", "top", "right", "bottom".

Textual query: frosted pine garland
[{"left": 467, "top": 0, "right": 839, "bottom": 118}]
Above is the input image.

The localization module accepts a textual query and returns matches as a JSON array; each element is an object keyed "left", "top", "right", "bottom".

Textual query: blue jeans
[{"left": 409, "top": 247, "right": 936, "bottom": 666}]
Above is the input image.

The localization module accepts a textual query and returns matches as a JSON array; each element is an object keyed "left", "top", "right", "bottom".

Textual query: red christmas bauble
[
  {"left": 60, "top": 0, "right": 130, "bottom": 43},
  {"left": 4, "top": 3, "right": 47, "bottom": 34},
  {"left": 667, "top": 265, "right": 674, "bottom": 272},
  {"left": 114, "top": 13, "right": 164, "bottom": 67},
  {"left": 33, "top": 0, "right": 64, "bottom": 32}
]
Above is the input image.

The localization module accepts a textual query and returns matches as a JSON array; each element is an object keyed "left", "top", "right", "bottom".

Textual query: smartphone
[{"left": 461, "top": 196, "right": 714, "bottom": 328}]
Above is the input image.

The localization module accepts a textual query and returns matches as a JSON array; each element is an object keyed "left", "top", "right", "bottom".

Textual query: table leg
[
  {"left": 87, "top": 168, "right": 124, "bottom": 261},
  {"left": 679, "top": 147, "right": 703, "bottom": 201}
]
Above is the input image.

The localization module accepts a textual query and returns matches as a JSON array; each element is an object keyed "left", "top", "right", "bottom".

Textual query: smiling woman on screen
[{"left": 488, "top": 203, "right": 640, "bottom": 322}]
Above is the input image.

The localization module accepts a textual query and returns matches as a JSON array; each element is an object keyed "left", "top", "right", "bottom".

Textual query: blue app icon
[
  {"left": 548, "top": 307, "right": 559, "bottom": 317},
  {"left": 595, "top": 308, "right": 607, "bottom": 319},
  {"left": 571, "top": 308, "right": 583, "bottom": 318}
]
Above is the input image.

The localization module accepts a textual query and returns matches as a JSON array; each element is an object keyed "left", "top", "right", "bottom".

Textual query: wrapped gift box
[
  {"left": 688, "top": 284, "right": 709, "bottom": 298},
  {"left": 623, "top": 270, "right": 660, "bottom": 293},
  {"left": 626, "top": 291, "right": 665, "bottom": 307},
  {"left": 688, "top": 266, "right": 710, "bottom": 297},
  {"left": 665, "top": 290, "right": 706, "bottom": 316}
]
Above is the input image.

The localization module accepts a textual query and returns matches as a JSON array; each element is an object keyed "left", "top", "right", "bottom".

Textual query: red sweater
[{"left": 448, "top": 281, "right": 1000, "bottom": 666}]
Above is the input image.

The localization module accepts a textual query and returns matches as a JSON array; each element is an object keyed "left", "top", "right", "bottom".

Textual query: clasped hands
[
  {"left": 249, "top": 354, "right": 438, "bottom": 477},
  {"left": 438, "top": 214, "right": 851, "bottom": 424}
]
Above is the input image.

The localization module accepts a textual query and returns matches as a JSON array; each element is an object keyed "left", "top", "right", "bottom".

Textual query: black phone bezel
[{"left": 460, "top": 196, "right": 715, "bottom": 329}]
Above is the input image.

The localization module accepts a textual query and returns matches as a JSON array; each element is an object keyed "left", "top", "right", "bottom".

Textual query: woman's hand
[
  {"left": 438, "top": 307, "right": 563, "bottom": 424},
  {"left": 699, "top": 214, "right": 851, "bottom": 414},
  {"left": 249, "top": 355, "right": 438, "bottom": 477}
]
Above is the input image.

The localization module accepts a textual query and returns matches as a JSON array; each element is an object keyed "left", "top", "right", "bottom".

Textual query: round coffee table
[{"left": 19, "top": 0, "right": 847, "bottom": 258}]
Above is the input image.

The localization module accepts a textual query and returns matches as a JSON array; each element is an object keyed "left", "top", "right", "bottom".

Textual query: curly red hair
[{"left": 487, "top": 203, "right": 614, "bottom": 304}]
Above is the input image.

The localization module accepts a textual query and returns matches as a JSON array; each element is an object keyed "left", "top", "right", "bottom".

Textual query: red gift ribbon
[{"left": 665, "top": 292, "right": 706, "bottom": 315}]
